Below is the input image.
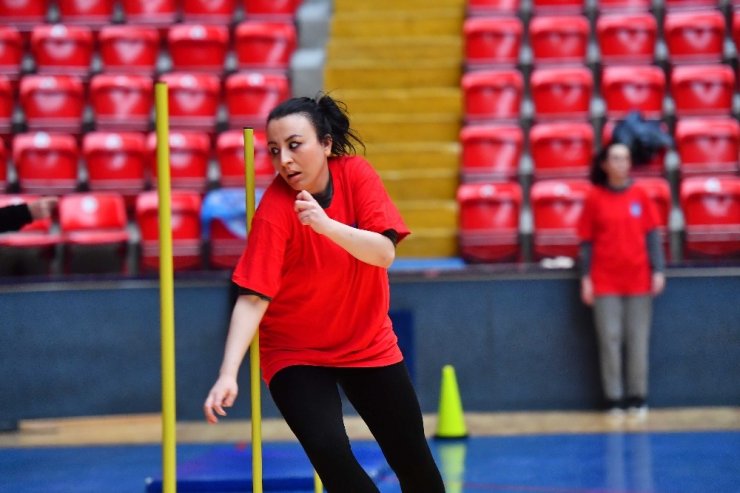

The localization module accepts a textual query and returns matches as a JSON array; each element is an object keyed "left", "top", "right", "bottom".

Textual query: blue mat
[{"left": 144, "top": 442, "right": 388, "bottom": 492}]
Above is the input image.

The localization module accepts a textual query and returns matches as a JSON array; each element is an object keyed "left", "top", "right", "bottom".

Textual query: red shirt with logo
[
  {"left": 577, "top": 184, "right": 659, "bottom": 295},
  {"left": 232, "top": 155, "right": 410, "bottom": 384}
]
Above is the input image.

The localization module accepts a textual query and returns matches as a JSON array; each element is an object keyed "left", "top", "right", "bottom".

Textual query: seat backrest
[
  {"left": 680, "top": 176, "right": 740, "bottom": 227},
  {"left": 529, "top": 121, "right": 593, "bottom": 178},
  {"left": 182, "top": 0, "right": 236, "bottom": 23},
  {"left": 462, "top": 69, "right": 523, "bottom": 122},
  {"left": 664, "top": 10, "right": 724, "bottom": 63},
  {"left": 0, "top": 0, "right": 48, "bottom": 28},
  {"left": 601, "top": 65, "right": 664, "bottom": 119},
  {"left": 529, "top": 15, "right": 589, "bottom": 65},
  {"left": 234, "top": 21, "right": 297, "bottom": 71},
  {"left": 675, "top": 118, "right": 739, "bottom": 173},
  {"left": 463, "top": 16, "right": 522, "bottom": 68},
  {"left": 120, "top": 0, "right": 177, "bottom": 25},
  {"left": 224, "top": 71, "right": 290, "bottom": 128},
  {"left": 531, "top": 0, "right": 582, "bottom": 14},
  {"left": 160, "top": 72, "right": 221, "bottom": 129},
  {"left": 168, "top": 24, "right": 230, "bottom": 72},
  {"left": 59, "top": 192, "right": 128, "bottom": 232},
  {"left": 98, "top": 25, "right": 159, "bottom": 74},
  {"left": 596, "top": 13, "right": 656, "bottom": 65},
  {"left": 90, "top": 73, "right": 154, "bottom": 129},
  {"left": 83, "top": 132, "right": 148, "bottom": 190},
  {"left": 216, "top": 129, "right": 274, "bottom": 188},
  {"left": 460, "top": 124, "right": 522, "bottom": 181},
  {"left": 57, "top": 0, "right": 114, "bottom": 27},
  {"left": 31, "top": 24, "right": 94, "bottom": 76},
  {"left": 136, "top": 190, "right": 203, "bottom": 241},
  {"left": 146, "top": 130, "right": 210, "bottom": 190},
  {"left": 242, "top": 0, "right": 301, "bottom": 20},
  {"left": 530, "top": 179, "right": 591, "bottom": 230},
  {"left": 458, "top": 182, "right": 522, "bottom": 230},
  {"left": 0, "top": 75, "right": 12, "bottom": 131},
  {"left": 12, "top": 132, "right": 79, "bottom": 193},
  {"left": 670, "top": 64, "right": 734, "bottom": 118},
  {"left": 0, "top": 26, "right": 23, "bottom": 76},
  {"left": 19, "top": 74, "right": 85, "bottom": 131},
  {"left": 530, "top": 66, "right": 592, "bottom": 120},
  {"left": 596, "top": 0, "right": 651, "bottom": 13}
]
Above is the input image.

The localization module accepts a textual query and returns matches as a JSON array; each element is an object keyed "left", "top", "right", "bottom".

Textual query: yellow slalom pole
[
  {"left": 155, "top": 82, "right": 177, "bottom": 493},
  {"left": 243, "top": 128, "right": 263, "bottom": 493},
  {"left": 314, "top": 473, "right": 323, "bottom": 493}
]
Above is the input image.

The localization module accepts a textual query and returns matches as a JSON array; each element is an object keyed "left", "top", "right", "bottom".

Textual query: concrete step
[
  {"left": 380, "top": 168, "right": 458, "bottom": 201},
  {"left": 397, "top": 228, "right": 459, "bottom": 257},
  {"left": 366, "top": 141, "right": 460, "bottom": 171},
  {"left": 334, "top": 0, "right": 465, "bottom": 11},
  {"left": 354, "top": 113, "right": 461, "bottom": 144},
  {"left": 397, "top": 199, "right": 459, "bottom": 229},
  {"left": 330, "top": 9, "right": 465, "bottom": 39},
  {"left": 327, "top": 36, "right": 462, "bottom": 62},
  {"left": 325, "top": 59, "right": 462, "bottom": 90},
  {"left": 333, "top": 87, "right": 462, "bottom": 115}
]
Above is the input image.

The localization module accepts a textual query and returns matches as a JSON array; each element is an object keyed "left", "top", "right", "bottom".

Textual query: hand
[
  {"left": 28, "top": 197, "right": 57, "bottom": 220},
  {"left": 294, "top": 190, "right": 332, "bottom": 234},
  {"left": 203, "top": 374, "right": 238, "bottom": 424},
  {"left": 652, "top": 272, "right": 666, "bottom": 296},
  {"left": 580, "top": 276, "right": 594, "bottom": 306}
]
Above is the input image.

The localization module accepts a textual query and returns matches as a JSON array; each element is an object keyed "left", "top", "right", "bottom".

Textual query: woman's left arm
[{"left": 294, "top": 190, "right": 395, "bottom": 268}]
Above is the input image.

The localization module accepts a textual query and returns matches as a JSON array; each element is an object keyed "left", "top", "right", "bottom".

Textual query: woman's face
[
  {"left": 602, "top": 143, "right": 631, "bottom": 186},
  {"left": 266, "top": 113, "right": 332, "bottom": 194}
]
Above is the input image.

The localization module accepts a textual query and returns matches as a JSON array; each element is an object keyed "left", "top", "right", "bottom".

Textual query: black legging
[{"left": 269, "top": 362, "right": 446, "bottom": 493}]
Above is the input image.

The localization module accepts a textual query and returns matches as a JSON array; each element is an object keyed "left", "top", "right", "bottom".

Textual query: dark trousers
[{"left": 269, "top": 362, "right": 446, "bottom": 493}]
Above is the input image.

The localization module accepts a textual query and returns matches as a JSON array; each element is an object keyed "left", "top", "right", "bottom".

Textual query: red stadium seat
[
  {"left": 670, "top": 65, "right": 734, "bottom": 118},
  {"left": 0, "top": 26, "right": 23, "bottom": 81},
  {"left": 182, "top": 0, "right": 235, "bottom": 23},
  {"left": 0, "top": 0, "right": 48, "bottom": 32},
  {"left": 13, "top": 132, "right": 79, "bottom": 195},
  {"left": 596, "top": 13, "right": 656, "bottom": 65},
  {"left": 664, "top": 11, "right": 725, "bottom": 64},
  {"left": 19, "top": 74, "right": 85, "bottom": 132},
  {"left": 458, "top": 181, "right": 522, "bottom": 263},
  {"left": 30, "top": 24, "right": 94, "bottom": 77},
  {"left": 601, "top": 65, "right": 664, "bottom": 119},
  {"left": 530, "top": 178, "right": 591, "bottom": 259},
  {"left": 596, "top": 0, "right": 651, "bottom": 12},
  {"left": 224, "top": 71, "right": 290, "bottom": 129},
  {"left": 0, "top": 194, "right": 61, "bottom": 276},
  {"left": 216, "top": 129, "right": 274, "bottom": 189},
  {"left": 136, "top": 190, "right": 203, "bottom": 271},
  {"left": 462, "top": 69, "right": 523, "bottom": 123},
  {"left": 159, "top": 72, "right": 221, "bottom": 131},
  {"left": 241, "top": 0, "right": 301, "bottom": 20},
  {"left": 59, "top": 192, "right": 130, "bottom": 274},
  {"left": 90, "top": 73, "right": 154, "bottom": 131},
  {"left": 530, "top": 67, "right": 592, "bottom": 120},
  {"left": 460, "top": 124, "right": 522, "bottom": 182},
  {"left": 146, "top": 130, "right": 210, "bottom": 191},
  {"left": 463, "top": 17, "right": 522, "bottom": 69},
  {"left": 467, "top": 0, "right": 520, "bottom": 16},
  {"left": 0, "top": 138, "right": 6, "bottom": 189},
  {"left": 0, "top": 75, "right": 12, "bottom": 135},
  {"left": 734, "top": 13, "right": 740, "bottom": 61},
  {"left": 529, "top": 122, "right": 593, "bottom": 180},
  {"left": 98, "top": 25, "right": 160, "bottom": 75},
  {"left": 529, "top": 15, "right": 589, "bottom": 65},
  {"left": 664, "top": 0, "right": 716, "bottom": 11},
  {"left": 120, "top": 0, "right": 177, "bottom": 27},
  {"left": 168, "top": 24, "right": 230, "bottom": 72},
  {"left": 57, "top": 0, "right": 114, "bottom": 28},
  {"left": 531, "top": 0, "right": 582, "bottom": 14},
  {"left": 601, "top": 119, "right": 666, "bottom": 177},
  {"left": 83, "top": 131, "right": 148, "bottom": 204},
  {"left": 675, "top": 118, "right": 739, "bottom": 176},
  {"left": 680, "top": 176, "right": 740, "bottom": 258},
  {"left": 234, "top": 21, "right": 297, "bottom": 72}
]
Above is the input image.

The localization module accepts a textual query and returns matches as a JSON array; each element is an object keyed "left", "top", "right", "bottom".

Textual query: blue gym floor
[{"left": 1, "top": 431, "right": 739, "bottom": 493}]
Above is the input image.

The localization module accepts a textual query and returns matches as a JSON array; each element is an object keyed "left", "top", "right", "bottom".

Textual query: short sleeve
[{"left": 232, "top": 215, "right": 289, "bottom": 299}]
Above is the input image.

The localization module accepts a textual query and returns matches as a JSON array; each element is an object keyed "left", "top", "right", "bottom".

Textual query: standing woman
[
  {"left": 577, "top": 141, "right": 666, "bottom": 420},
  {"left": 204, "top": 95, "right": 446, "bottom": 493}
]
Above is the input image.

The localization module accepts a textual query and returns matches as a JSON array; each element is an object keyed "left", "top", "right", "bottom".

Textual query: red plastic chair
[
  {"left": 30, "top": 24, "right": 94, "bottom": 77},
  {"left": 168, "top": 24, "right": 230, "bottom": 72},
  {"left": 90, "top": 73, "right": 154, "bottom": 132},
  {"left": 13, "top": 132, "right": 79, "bottom": 195},
  {"left": 670, "top": 65, "right": 734, "bottom": 118},
  {"left": 224, "top": 71, "right": 290, "bottom": 129},
  {"left": 601, "top": 119, "right": 666, "bottom": 177},
  {"left": 529, "top": 15, "right": 589, "bottom": 65},
  {"left": 120, "top": 0, "right": 177, "bottom": 28},
  {"left": 0, "top": 0, "right": 49, "bottom": 32},
  {"left": 19, "top": 74, "right": 85, "bottom": 132},
  {"left": 0, "top": 26, "right": 23, "bottom": 81},
  {"left": 57, "top": 0, "right": 115, "bottom": 29},
  {"left": 160, "top": 72, "right": 221, "bottom": 131},
  {"left": 83, "top": 131, "right": 148, "bottom": 203},
  {"left": 0, "top": 75, "right": 12, "bottom": 135},
  {"left": 216, "top": 129, "right": 274, "bottom": 189},
  {"left": 234, "top": 21, "right": 297, "bottom": 72},
  {"left": 241, "top": 0, "right": 301, "bottom": 20},
  {"left": 182, "top": 0, "right": 235, "bottom": 23},
  {"left": 531, "top": 0, "right": 582, "bottom": 14},
  {"left": 680, "top": 176, "right": 740, "bottom": 258},
  {"left": 458, "top": 181, "right": 522, "bottom": 263},
  {"left": 530, "top": 67, "right": 592, "bottom": 120},
  {"left": 675, "top": 118, "right": 740, "bottom": 176},
  {"left": 467, "top": 0, "right": 520, "bottom": 16},
  {"left": 529, "top": 121, "right": 593, "bottom": 180},
  {"left": 98, "top": 25, "right": 160, "bottom": 75},
  {"left": 463, "top": 17, "right": 522, "bottom": 69},
  {"left": 136, "top": 190, "right": 203, "bottom": 271},
  {"left": 601, "top": 65, "right": 664, "bottom": 119},
  {"left": 530, "top": 178, "right": 591, "bottom": 259},
  {"left": 664, "top": 11, "right": 725, "bottom": 64},
  {"left": 0, "top": 194, "right": 61, "bottom": 276},
  {"left": 596, "top": 13, "right": 656, "bottom": 65},
  {"left": 146, "top": 130, "right": 210, "bottom": 191},
  {"left": 734, "top": 13, "right": 740, "bottom": 61},
  {"left": 460, "top": 124, "right": 522, "bottom": 182},
  {"left": 664, "top": 0, "right": 716, "bottom": 11},
  {"left": 596, "top": 0, "right": 651, "bottom": 12},
  {"left": 462, "top": 69, "right": 523, "bottom": 123},
  {"left": 59, "top": 192, "right": 130, "bottom": 273}
]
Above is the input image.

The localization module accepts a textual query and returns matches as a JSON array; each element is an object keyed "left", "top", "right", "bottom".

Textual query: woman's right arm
[{"left": 203, "top": 294, "right": 269, "bottom": 423}]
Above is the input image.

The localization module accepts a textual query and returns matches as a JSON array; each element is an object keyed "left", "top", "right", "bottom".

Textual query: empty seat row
[
  {"left": 458, "top": 176, "right": 740, "bottom": 263},
  {"left": 467, "top": 0, "right": 727, "bottom": 16}
]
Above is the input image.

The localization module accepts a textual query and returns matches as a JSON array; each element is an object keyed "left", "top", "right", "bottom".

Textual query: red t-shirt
[
  {"left": 577, "top": 184, "right": 659, "bottom": 295},
  {"left": 232, "top": 155, "right": 410, "bottom": 384}
]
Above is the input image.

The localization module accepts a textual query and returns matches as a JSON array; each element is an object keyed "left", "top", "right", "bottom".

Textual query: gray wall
[{"left": 1, "top": 267, "right": 738, "bottom": 422}]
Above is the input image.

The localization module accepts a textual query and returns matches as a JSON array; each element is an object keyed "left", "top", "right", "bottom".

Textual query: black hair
[
  {"left": 589, "top": 140, "right": 631, "bottom": 187},
  {"left": 266, "top": 94, "right": 365, "bottom": 156}
]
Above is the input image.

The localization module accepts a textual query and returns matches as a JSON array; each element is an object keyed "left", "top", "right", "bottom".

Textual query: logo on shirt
[{"left": 630, "top": 202, "right": 642, "bottom": 217}]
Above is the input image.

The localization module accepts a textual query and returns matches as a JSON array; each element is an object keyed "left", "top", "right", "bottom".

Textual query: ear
[{"left": 322, "top": 134, "right": 332, "bottom": 157}]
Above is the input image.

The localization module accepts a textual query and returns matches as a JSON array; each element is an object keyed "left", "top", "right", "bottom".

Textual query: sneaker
[
  {"left": 604, "top": 398, "right": 625, "bottom": 421},
  {"left": 626, "top": 396, "right": 648, "bottom": 421}
]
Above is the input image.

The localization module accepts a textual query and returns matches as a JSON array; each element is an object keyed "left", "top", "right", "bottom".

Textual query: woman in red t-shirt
[
  {"left": 203, "top": 95, "right": 445, "bottom": 492},
  {"left": 578, "top": 141, "right": 666, "bottom": 421}
]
